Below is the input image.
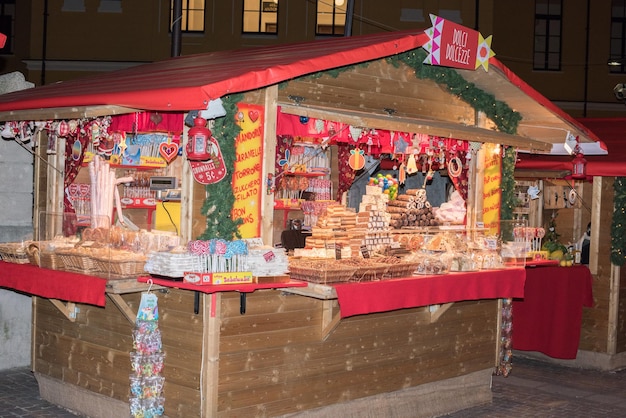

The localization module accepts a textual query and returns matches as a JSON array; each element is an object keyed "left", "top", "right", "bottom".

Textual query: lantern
[
  {"left": 186, "top": 117, "right": 212, "bottom": 161},
  {"left": 571, "top": 152, "right": 587, "bottom": 180}
]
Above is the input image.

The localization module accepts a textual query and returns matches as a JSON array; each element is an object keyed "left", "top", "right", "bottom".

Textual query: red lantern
[
  {"left": 186, "top": 117, "right": 212, "bottom": 161},
  {"left": 571, "top": 152, "right": 587, "bottom": 180}
]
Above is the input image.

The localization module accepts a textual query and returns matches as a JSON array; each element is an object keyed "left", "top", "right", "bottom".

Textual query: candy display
[{"left": 130, "top": 284, "right": 165, "bottom": 418}]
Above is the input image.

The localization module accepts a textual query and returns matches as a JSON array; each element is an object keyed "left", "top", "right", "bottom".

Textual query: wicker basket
[
  {"left": 384, "top": 261, "right": 420, "bottom": 278},
  {"left": 0, "top": 242, "right": 31, "bottom": 264},
  {"left": 289, "top": 260, "right": 357, "bottom": 284},
  {"left": 335, "top": 258, "right": 389, "bottom": 282},
  {"left": 26, "top": 242, "right": 64, "bottom": 270},
  {"left": 56, "top": 250, "right": 98, "bottom": 275},
  {"left": 92, "top": 255, "right": 147, "bottom": 280}
]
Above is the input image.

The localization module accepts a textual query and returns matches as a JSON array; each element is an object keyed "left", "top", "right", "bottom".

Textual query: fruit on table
[{"left": 549, "top": 250, "right": 564, "bottom": 260}]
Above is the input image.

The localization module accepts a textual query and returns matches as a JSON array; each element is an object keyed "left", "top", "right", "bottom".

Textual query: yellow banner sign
[
  {"left": 482, "top": 143, "right": 502, "bottom": 235},
  {"left": 232, "top": 104, "right": 264, "bottom": 238}
]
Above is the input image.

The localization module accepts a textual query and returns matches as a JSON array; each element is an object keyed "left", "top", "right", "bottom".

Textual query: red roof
[
  {"left": 0, "top": 30, "right": 429, "bottom": 112},
  {"left": 517, "top": 118, "right": 626, "bottom": 177},
  {"left": 0, "top": 28, "right": 603, "bottom": 152}
]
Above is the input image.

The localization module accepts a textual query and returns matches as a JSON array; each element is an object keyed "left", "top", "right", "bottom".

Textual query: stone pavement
[{"left": 0, "top": 356, "right": 625, "bottom": 417}]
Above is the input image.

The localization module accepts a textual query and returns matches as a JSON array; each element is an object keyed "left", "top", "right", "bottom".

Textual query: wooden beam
[
  {"left": 279, "top": 103, "right": 553, "bottom": 152},
  {"left": 321, "top": 300, "right": 341, "bottom": 341},
  {"left": 108, "top": 294, "right": 136, "bottom": 325},
  {"left": 48, "top": 299, "right": 78, "bottom": 322},
  {"left": 429, "top": 303, "right": 454, "bottom": 323}
]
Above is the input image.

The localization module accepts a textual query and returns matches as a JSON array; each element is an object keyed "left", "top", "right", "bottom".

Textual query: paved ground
[{"left": 1, "top": 356, "right": 625, "bottom": 417}]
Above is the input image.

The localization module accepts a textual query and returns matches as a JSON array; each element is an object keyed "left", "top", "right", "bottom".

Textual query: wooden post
[
  {"left": 262, "top": 85, "right": 278, "bottom": 246},
  {"left": 201, "top": 293, "right": 221, "bottom": 417}
]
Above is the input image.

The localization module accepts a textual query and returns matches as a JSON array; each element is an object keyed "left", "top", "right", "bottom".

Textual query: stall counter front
[{"left": 1, "top": 262, "right": 526, "bottom": 418}]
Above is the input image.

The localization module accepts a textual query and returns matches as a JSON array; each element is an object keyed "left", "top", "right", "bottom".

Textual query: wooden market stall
[
  {"left": 514, "top": 117, "right": 626, "bottom": 371},
  {"left": 0, "top": 26, "right": 607, "bottom": 417}
]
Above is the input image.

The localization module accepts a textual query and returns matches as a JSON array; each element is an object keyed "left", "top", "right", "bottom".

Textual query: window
[
  {"left": 610, "top": 0, "right": 626, "bottom": 73},
  {"left": 170, "top": 0, "right": 205, "bottom": 33},
  {"left": 243, "top": 0, "right": 278, "bottom": 34},
  {"left": 533, "top": 0, "right": 562, "bottom": 71},
  {"left": 0, "top": 0, "right": 14, "bottom": 55},
  {"left": 316, "top": 0, "right": 346, "bottom": 36}
]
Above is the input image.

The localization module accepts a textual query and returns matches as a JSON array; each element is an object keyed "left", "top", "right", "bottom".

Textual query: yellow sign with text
[
  {"left": 482, "top": 143, "right": 502, "bottom": 236},
  {"left": 232, "top": 104, "right": 264, "bottom": 238}
]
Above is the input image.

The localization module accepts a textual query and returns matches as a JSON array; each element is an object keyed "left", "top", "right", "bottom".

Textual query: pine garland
[
  {"left": 611, "top": 177, "right": 626, "bottom": 266},
  {"left": 500, "top": 147, "right": 516, "bottom": 221},
  {"left": 198, "top": 94, "right": 245, "bottom": 240}
]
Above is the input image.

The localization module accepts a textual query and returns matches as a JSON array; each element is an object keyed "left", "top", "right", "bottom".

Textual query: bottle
[{"left": 573, "top": 243, "right": 581, "bottom": 264}]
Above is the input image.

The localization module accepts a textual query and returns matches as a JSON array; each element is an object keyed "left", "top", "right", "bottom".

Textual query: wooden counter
[{"left": 2, "top": 263, "right": 526, "bottom": 417}]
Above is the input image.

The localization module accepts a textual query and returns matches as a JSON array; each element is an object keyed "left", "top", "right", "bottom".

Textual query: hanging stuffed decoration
[
  {"left": 348, "top": 148, "right": 366, "bottom": 170},
  {"left": 129, "top": 281, "right": 165, "bottom": 418},
  {"left": 405, "top": 153, "right": 418, "bottom": 174}
]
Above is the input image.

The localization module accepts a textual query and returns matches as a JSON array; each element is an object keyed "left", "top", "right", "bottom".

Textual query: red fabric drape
[
  {"left": 336, "top": 143, "right": 356, "bottom": 201},
  {"left": 63, "top": 126, "right": 91, "bottom": 236}
]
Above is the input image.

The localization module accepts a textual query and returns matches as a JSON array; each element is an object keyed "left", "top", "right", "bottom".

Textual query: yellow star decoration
[{"left": 475, "top": 34, "right": 496, "bottom": 71}]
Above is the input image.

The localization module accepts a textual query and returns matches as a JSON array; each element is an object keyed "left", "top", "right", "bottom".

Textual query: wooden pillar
[
  {"left": 201, "top": 292, "right": 221, "bottom": 417},
  {"left": 261, "top": 85, "right": 278, "bottom": 245}
]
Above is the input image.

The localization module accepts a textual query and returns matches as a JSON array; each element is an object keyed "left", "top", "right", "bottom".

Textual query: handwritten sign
[
  {"left": 423, "top": 14, "right": 495, "bottom": 71},
  {"left": 482, "top": 143, "right": 502, "bottom": 236},
  {"left": 232, "top": 104, "right": 264, "bottom": 238}
]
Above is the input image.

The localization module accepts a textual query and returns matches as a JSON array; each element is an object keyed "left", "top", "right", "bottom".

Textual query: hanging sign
[
  {"left": 423, "top": 14, "right": 496, "bottom": 71},
  {"left": 231, "top": 104, "right": 264, "bottom": 238},
  {"left": 482, "top": 143, "right": 502, "bottom": 236}
]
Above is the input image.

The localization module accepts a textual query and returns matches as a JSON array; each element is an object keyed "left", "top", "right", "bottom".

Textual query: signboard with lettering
[
  {"left": 232, "top": 104, "right": 264, "bottom": 238},
  {"left": 423, "top": 14, "right": 496, "bottom": 71},
  {"left": 482, "top": 143, "right": 502, "bottom": 236}
]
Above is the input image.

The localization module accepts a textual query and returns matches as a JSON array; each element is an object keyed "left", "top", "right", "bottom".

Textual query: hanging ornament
[
  {"left": 349, "top": 126, "right": 362, "bottom": 142},
  {"left": 186, "top": 117, "right": 212, "bottom": 161},
  {"left": 188, "top": 135, "right": 227, "bottom": 185},
  {"left": 159, "top": 141, "right": 179, "bottom": 163},
  {"left": 398, "top": 162, "right": 406, "bottom": 185},
  {"left": 447, "top": 156, "right": 463, "bottom": 178},
  {"left": 71, "top": 139, "right": 82, "bottom": 161},
  {"left": 57, "top": 120, "right": 70, "bottom": 137},
  {"left": 348, "top": 148, "right": 366, "bottom": 170},
  {"left": 406, "top": 153, "right": 418, "bottom": 174}
]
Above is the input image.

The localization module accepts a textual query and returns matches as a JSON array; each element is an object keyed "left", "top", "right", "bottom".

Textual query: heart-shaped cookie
[{"left": 159, "top": 142, "right": 179, "bottom": 163}]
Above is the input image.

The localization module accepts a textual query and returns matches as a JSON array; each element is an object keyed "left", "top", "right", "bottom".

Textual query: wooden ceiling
[{"left": 277, "top": 60, "right": 591, "bottom": 153}]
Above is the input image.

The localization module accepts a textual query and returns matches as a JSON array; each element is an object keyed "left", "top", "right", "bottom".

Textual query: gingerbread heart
[{"left": 159, "top": 142, "right": 179, "bottom": 163}]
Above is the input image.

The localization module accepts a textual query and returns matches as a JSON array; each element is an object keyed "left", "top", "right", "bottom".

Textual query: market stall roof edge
[
  {"left": 516, "top": 117, "right": 626, "bottom": 177},
  {"left": 0, "top": 28, "right": 604, "bottom": 154}
]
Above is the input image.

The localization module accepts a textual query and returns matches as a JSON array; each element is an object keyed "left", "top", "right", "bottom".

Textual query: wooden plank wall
[
  {"left": 217, "top": 291, "right": 498, "bottom": 417},
  {"left": 33, "top": 289, "right": 204, "bottom": 417}
]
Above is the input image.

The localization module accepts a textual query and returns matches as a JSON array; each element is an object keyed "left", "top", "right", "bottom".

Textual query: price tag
[
  {"left": 335, "top": 244, "right": 342, "bottom": 260},
  {"left": 360, "top": 245, "right": 370, "bottom": 259}
]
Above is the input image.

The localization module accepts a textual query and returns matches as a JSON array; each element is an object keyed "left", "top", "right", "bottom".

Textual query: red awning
[
  {"left": 0, "top": 31, "right": 429, "bottom": 112},
  {"left": 0, "top": 28, "right": 604, "bottom": 153},
  {"left": 516, "top": 118, "right": 626, "bottom": 177}
]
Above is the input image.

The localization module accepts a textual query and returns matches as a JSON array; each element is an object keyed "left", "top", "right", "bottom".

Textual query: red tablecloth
[
  {"left": 0, "top": 261, "right": 107, "bottom": 306},
  {"left": 512, "top": 265, "right": 593, "bottom": 359},
  {"left": 333, "top": 268, "right": 526, "bottom": 318}
]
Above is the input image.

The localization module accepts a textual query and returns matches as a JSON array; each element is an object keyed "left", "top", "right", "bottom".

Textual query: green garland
[
  {"left": 611, "top": 177, "right": 626, "bottom": 266},
  {"left": 500, "top": 147, "right": 516, "bottom": 221},
  {"left": 198, "top": 94, "right": 245, "bottom": 240}
]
